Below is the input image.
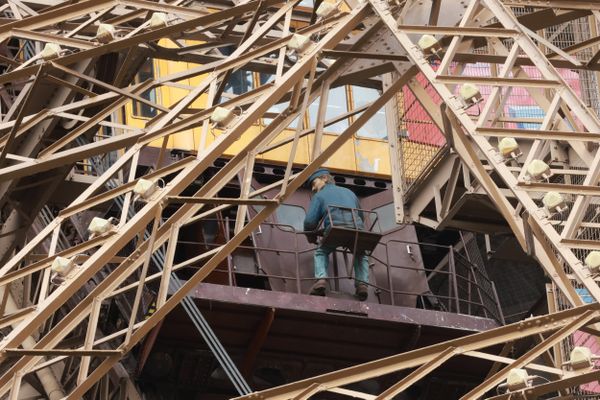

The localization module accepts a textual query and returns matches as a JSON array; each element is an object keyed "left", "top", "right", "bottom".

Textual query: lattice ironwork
[{"left": 1, "top": 0, "right": 600, "bottom": 398}]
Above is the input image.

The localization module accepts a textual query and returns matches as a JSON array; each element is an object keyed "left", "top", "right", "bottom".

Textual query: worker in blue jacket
[{"left": 303, "top": 168, "right": 369, "bottom": 301}]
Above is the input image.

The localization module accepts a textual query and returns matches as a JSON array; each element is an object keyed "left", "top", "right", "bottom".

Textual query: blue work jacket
[{"left": 303, "top": 183, "right": 364, "bottom": 231}]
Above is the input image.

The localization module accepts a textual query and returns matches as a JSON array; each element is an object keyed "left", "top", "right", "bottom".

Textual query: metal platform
[{"left": 139, "top": 282, "right": 499, "bottom": 396}]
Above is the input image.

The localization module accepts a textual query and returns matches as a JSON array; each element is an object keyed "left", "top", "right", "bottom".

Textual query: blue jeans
[{"left": 314, "top": 245, "right": 369, "bottom": 287}]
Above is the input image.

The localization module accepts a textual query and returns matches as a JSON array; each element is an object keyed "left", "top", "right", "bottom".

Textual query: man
[{"left": 303, "top": 168, "right": 369, "bottom": 301}]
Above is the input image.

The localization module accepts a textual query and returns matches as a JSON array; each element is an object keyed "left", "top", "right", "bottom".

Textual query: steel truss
[
  {"left": 390, "top": 0, "right": 600, "bottom": 310},
  {"left": 234, "top": 303, "right": 600, "bottom": 400},
  {"left": 261, "top": 0, "right": 600, "bottom": 398},
  {"left": 0, "top": 0, "right": 412, "bottom": 398},
  {"left": 1, "top": 0, "right": 600, "bottom": 398}
]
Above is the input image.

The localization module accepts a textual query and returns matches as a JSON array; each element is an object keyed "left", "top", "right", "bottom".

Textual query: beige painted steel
[
  {"left": 2, "top": 0, "right": 600, "bottom": 398},
  {"left": 234, "top": 305, "right": 600, "bottom": 400}
]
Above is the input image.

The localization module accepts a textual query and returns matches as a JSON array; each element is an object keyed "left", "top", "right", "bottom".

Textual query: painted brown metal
[
  {"left": 233, "top": 304, "right": 600, "bottom": 400},
  {"left": 1, "top": 0, "right": 600, "bottom": 398}
]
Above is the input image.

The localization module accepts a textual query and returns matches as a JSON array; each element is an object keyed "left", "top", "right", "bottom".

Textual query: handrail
[{"left": 180, "top": 218, "right": 505, "bottom": 324}]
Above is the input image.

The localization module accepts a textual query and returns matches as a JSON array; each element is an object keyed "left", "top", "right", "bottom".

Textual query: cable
[{"left": 78, "top": 137, "right": 252, "bottom": 395}]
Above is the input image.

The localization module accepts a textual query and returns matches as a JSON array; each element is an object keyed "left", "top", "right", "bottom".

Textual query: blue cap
[{"left": 307, "top": 168, "right": 330, "bottom": 185}]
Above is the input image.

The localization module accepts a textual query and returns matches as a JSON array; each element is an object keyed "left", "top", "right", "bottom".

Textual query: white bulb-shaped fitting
[
  {"left": 316, "top": 2, "right": 338, "bottom": 18},
  {"left": 526, "top": 159, "right": 552, "bottom": 181},
  {"left": 542, "top": 191, "right": 565, "bottom": 213},
  {"left": 498, "top": 137, "right": 520, "bottom": 158},
  {"left": 506, "top": 368, "right": 529, "bottom": 391},
  {"left": 585, "top": 251, "right": 600, "bottom": 273},
  {"left": 288, "top": 34, "right": 312, "bottom": 54},
  {"left": 459, "top": 83, "right": 482, "bottom": 105},
  {"left": 133, "top": 178, "right": 158, "bottom": 200},
  {"left": 88, "top": 217, "right": 115, "bottom": 236},
  {"left": 210, "top": 106, "right": 235, "bottom": 127},
  {"left": 51, "top": 256, "right": 75, "bottom": 277},
  {"left": 417, "top": 34, "right": 441, "bottom": 54},
  {"left": 96, "top": 23, "right": 116, "bottom": 43},
  {"left": 149, "top": 12, "right": 168, "bottom": 28},
  {"left": 40, "top": 43, "right": 61, "bottom": 61},
  {"left": 570, "top": 346, "right": 593, "bottom": 370}
]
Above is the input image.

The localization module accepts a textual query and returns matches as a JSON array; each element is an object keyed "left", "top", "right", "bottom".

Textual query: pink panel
[{"left": 573, "top": 331, "right": 600, "bottom": 393}]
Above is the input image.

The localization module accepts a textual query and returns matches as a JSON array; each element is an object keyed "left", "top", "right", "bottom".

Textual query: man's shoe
[
  {"left": 355, "top": 284, "right": 368, "bottom": 301},
  {"left": 310, "top": 279, "right": 327, "bottom": 296}
]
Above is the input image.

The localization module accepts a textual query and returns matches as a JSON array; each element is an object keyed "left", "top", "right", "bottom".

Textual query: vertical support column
[{"left": 383, "top": 73, "right": 406, "bottom": 224}]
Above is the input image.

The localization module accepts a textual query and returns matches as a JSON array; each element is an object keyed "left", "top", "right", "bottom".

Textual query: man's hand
[{"left": 305, "top": 232, "right": 319, "bottom": 244}]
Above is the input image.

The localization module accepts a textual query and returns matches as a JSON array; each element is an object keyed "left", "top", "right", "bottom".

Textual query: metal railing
[{"left": 182, "top": 219, "right": 505, "bottom": 324}]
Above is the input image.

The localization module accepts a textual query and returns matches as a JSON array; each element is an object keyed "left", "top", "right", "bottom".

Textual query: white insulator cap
[
  {"left": 542, "top": 191, "right": 564, "bottom": 210},
  {"left": 288, "top": 34, "right": 312, "bottom": 53},
  {"left": 506, "top": 368, "right": 529, "bottom": 391},
  {"left": 210, "top": 106, "right": 235, "bottom": 127},
  {"left": 96, "top": 23, "right": 116, "bottom": 43},
  {"left": 498, "top": 137, "right": 519, "bottom": 157},
  {"left": 51, "top": 256, "right": 75, "bottom": 277},
  {"left": 417, "top": 34, "right": 440, "bottom": 53},
  {"left": 40, "top": 43, "right": 61, "bottom": 61},
  {"left": 527, "top": 159, "right": 551, "bottom": 180},
  {"left": 459, "top": 83, "right": 481, "bottom": 103},
  {"left": 134, "top": 178, "right": 158, "bottom": 200},
  {"left": 149, "top": 12, "right": 168, "bottom": 28},
  {"left": 316, "top": 2, "right": 338, "bottom": 18},
  {"left": 585, "top": 251, "right": 600, "bottom": 273},
  {"left": 570, "top": 346, "right": 593, "bottom": 370},
  {"left": 88, "top": 217, "right": 114, "bottom": 236}
]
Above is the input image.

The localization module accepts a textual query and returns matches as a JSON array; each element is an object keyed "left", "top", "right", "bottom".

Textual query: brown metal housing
[{"left": 0, "top": 0, "right": 600, "bottom": 399}]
